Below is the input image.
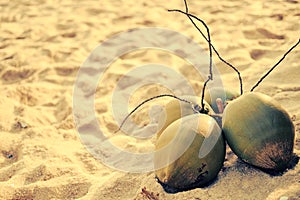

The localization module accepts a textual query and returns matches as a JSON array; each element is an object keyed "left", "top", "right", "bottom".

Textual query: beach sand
[{"left": 0, "top": 0, "right": 299, "bottom": 199}]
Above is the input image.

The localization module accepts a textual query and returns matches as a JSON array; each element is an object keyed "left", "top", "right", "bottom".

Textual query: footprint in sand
[
  {"left": 1, "top": 68, "right": 35, "bottom": 84},
  {"left": 54, "top": 66, "right": 77, "bottom": 76},
  {"left": 243, "top": 28, "right": 285, "bottom": 40},
  {"left": 249, "top": 49, "right": 285, "bottom": 60},
  {"left": 249, "top": 49, "right": 266, "bottom": 60}
]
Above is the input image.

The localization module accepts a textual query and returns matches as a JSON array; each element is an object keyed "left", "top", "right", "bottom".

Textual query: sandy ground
[{"left": 0, "top": 0, "right": 299, "bottom": 199}]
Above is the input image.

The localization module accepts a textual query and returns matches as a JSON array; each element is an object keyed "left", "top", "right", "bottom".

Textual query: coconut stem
[
  {"left": 250, "top": 39, "right": 300, "bottom": 92},
  {"left": 168, "top": 6, "right": 243, "bottom": 96},
  {"left": 182, "top": 0, "right": 213, "bottom": 112},
  {"left": 115, "top": 94, "right": 195, "bottom": 133}
]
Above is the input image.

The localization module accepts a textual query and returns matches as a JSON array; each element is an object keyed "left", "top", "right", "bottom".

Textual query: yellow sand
[{"left": 0, "top": 0, "right": 299, "bottom": 199}]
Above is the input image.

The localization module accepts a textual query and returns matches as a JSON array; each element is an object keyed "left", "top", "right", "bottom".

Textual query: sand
[{"left": 0, "top": 0, "right": 299, "bottom": 199}]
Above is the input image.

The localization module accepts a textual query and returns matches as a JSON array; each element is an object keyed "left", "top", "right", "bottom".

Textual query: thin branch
[
  {"left": 200, "top": 79, "right": 210, "bottom": 112},
  {"left": 183, "top": 0, "right": 212, "bottom": 79},
  {"left": 115, "top": 94, "right": 193, "bottom": 133},
  {"left": 183, "top": 0, "right": 213, "bottom": 111},
  {"left": 250, "top": 39, "right": 300, "bottom": 92},
  {"left": 168, "top": 9, "right": 243, "bottom": 95}
]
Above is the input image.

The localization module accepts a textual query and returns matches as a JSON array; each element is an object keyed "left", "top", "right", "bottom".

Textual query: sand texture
[{"left": 0, "top": 0, "right": 300, "bottom": 199}]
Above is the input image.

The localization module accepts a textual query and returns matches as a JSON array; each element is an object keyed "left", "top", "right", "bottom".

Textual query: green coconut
[
  {"left": 222, "top": 92, "right": 295, "bottom": 171},
  {"left": 156, "top": 95, "right": 214, "bottom": 139},
  {"left": 155, "top": 114, "right": 225, "bottom": 190},
  {"left": 204, "top": 87, "right": 240, "bottom": 113}
]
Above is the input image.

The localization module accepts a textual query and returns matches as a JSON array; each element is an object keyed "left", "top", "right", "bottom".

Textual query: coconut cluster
[{"left": 154, "top": 90, "right": 295, "bottom": 191}]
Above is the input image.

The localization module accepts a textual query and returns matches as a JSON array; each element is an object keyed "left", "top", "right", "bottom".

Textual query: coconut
[
  {"left": 222, "top": 92, "right": 295, "bottom": 171},
  {"left": 156, "top": 95, "right": 214, "bottom": 139},
  {"left": 155, "top": 114, "right": 225, "bottom": 190}
]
